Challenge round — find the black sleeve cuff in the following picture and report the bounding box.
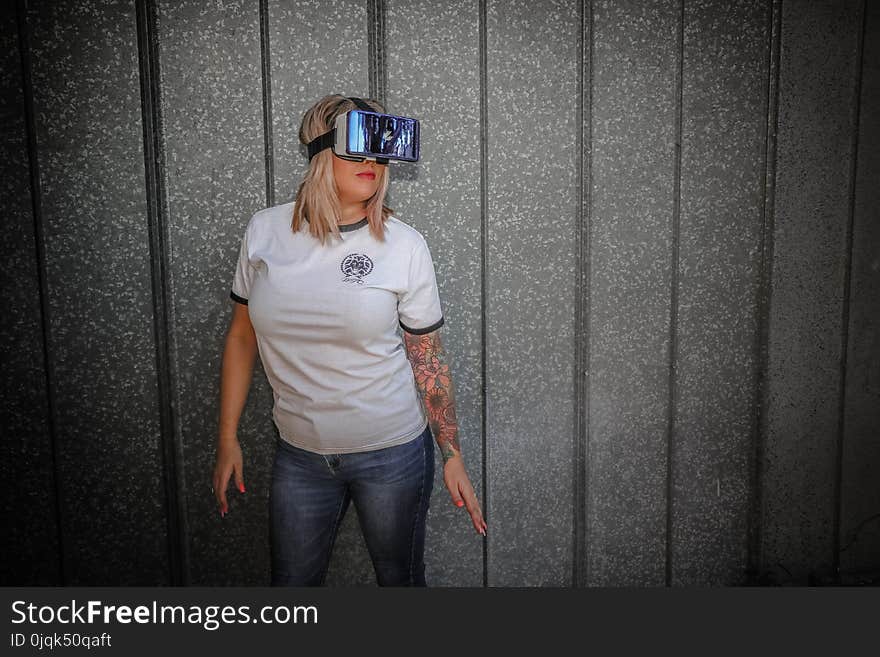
[399,316,444,335]
[230,290,248,305]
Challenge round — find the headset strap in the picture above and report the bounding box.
[346,96,375,111]
[307,129,335,160]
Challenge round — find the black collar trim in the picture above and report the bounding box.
[304,216,368,232]
[338,217,368,232]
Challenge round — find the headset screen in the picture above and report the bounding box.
[347,110,419,162]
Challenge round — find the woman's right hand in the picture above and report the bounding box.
[213,438,245,517]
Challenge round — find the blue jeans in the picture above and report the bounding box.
[269,423,434,586]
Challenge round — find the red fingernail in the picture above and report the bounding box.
[456,500,464,507]
[239,483,245,493]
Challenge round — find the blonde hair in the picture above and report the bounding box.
[292,94,393,244]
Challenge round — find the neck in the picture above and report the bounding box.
[339,201,368,225]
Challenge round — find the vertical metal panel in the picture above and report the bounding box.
[367,0,386,103]
[574,0,591,589]
[840,1,879,581]
[0,3,60,585]
[749,0,782,588]
[671,0,769,585]
[267,0,373,586]
[384,0,484,587]
[157,0,268,585]
[486,0,579,586]
[26,0,168,584]
[270,0,370,205]
[764,0,862,583]
[588,0,678,586]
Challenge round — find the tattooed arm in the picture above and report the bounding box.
[403,329,487,535]
[402,329,462,463]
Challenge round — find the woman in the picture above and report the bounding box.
[212,94,486,586]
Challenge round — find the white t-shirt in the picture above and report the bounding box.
[230,201,445,454]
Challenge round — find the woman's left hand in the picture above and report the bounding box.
[443,457,487,536]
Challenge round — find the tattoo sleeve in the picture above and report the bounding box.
[402,330,462,463]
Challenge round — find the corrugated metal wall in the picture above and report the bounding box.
[2,0,877,587]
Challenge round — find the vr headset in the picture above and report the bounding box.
[307,96,420,165]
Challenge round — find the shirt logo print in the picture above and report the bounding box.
[340,253,374,285]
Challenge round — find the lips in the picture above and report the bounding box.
[356,172,375,180]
